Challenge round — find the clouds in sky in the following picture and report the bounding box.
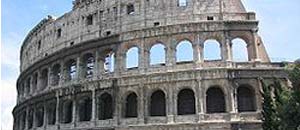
[1,0,300,130]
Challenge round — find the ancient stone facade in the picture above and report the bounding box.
[13,0,289,130]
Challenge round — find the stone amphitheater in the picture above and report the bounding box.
[13,0,290,130]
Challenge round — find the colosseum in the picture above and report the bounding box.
[13,0,290,130]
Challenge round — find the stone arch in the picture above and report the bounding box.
[82,53,95,78]
[237,84,256,112]
[65,59,77,81]
[232,38,249,62]
[126,46,139,69]
[35,106,44,127]
[150,90,166,116]
[98,92,113,120]
[40,68,48,90]
[176,40,193,63]
[78,96,92,121]
[28,109,34,129]
[60,100,73,123]
[51,64,61,86]
[150,43,166,65]
[206,86,226,113]
[46,101,56,125]
[125,92,138,118]
[32,73,38,93]
[203,39,222,61]
[177,88,195,115]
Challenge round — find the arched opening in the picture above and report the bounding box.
[104,51,115,73]
[78,97,92,121]
[237,85,256,112]
[232,38,249,62]
[61,100,73,123]
[176,40,193,63]
[35,106,44,127]
[28,109,33,129]
[178,0,187,6]
[125,92,138,118]
[40,69,48,90]
[150,90,166,116]
[83,53,95,79]
[126,47,139,69]
[20,112,26,130]
[47,102,56,125]
[26,78,31,95]
[150,44,166,65]
[66,59,77,81]
[177,89,195,115]
[98,93,113,120]
[32,73,38,92]
[206,87,226,113]
[204,39,221,61]
[51,64,61,86]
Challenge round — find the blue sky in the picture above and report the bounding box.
[1,0,300,130]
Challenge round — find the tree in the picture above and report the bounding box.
[261,80,277,130]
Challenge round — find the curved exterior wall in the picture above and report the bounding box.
[14,0,288,130]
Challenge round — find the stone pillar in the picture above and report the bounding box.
[32,108,36,128]
[72,98,76,124]
[47,67,51,89]
[55,92,60,125]
[194,35,201,64]
[76,56,81,81]
[197,80,204,115]
[167,85,175,123]
[167,38,176,67]
[225,37,232,62]
[139,43,146,73]
[59,62,64,86]
[25,108,29,130]
[91,89,96,121]
[220,36,228,62]
[43,104,47,128]
[94,50,100,79]
[138,84,145,124]
[252,30,261,61]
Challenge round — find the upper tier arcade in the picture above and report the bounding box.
[20,0,257,72]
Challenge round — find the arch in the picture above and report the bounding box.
[178,0,187,6]
[61,100,73,123]
[28,109,33,129]
[104,51,115,73]
[176,40,193,63]
[51,64,61,86]
[65,59,77,81]
[237,85,256,112]
[78,97,92,121]
[98,93,113,120]
[40,69,48,90]
[32,73,38,92]
[150,43,166,65]
[177,89,195,115]
[26,78,31,94]
[47,102,56,125]
[206,87,226,113]
[150,90,166,116]
[83,53,95,78]
[35,106,44,127]
[232,38,249,62]
[125,92,138,118]
[203,39,221,61]
[126,47,139,69]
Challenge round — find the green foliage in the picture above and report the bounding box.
[286,64,300,90]
[261,79,300,130]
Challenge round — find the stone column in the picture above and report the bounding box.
[25,108,29,130]
[194,35,201,64]
[225,37,233,62]
[139,43,146,73]
[252,30,261,61]
[59,62,64,86]
[91,89,96,121]
[47,67,51,89]
[197,79,204,122]
[167,84,175,123]
[167,38,176,67]
[76,56,82,81]
[72,98,76,124]
[55,92,60,125]
[43,104,47,128]
[94,50,100,80]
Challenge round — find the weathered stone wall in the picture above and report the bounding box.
[13,0,285,130]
